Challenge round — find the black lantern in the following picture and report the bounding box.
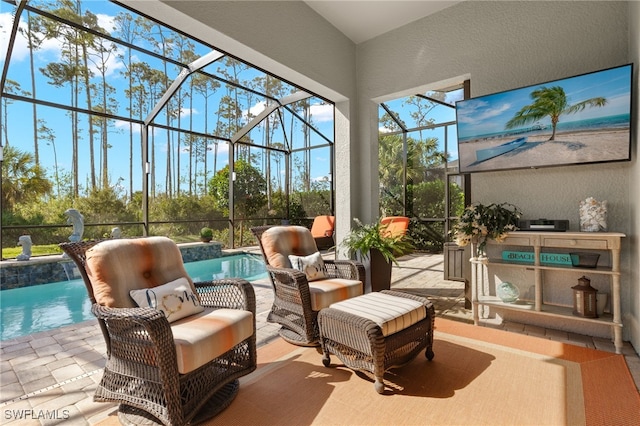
[572,276,598,318]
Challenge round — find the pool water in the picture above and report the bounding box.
[0,254,266,341]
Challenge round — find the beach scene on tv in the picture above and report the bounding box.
[456,65,632,173]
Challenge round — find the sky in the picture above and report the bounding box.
[456,64,632,140]
[0,0,336,196]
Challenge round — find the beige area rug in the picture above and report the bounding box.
[99,319,640,426]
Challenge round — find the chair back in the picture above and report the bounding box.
[60,237,195,354]
[380,216,410,238]
[310,215,335,238]
[83,237,195,308]
[251,225,319,268]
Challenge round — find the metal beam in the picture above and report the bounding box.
[144,50,226,126]
[230,90,312,144]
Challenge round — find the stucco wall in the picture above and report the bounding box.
[628,0,640,354]
[357,1,636,343]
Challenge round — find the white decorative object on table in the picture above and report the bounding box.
[579,197,607,232]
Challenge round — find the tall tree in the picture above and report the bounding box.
[403,95,437,141]
[114,11,143,200]
[37,120,61,197]
[506,86,607,141]
[145,23,174,197]
[192,71,221,194]
[38,0,90,196]
[18,11,43,164]
[83,10,117,189]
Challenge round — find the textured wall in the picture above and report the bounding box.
[148,0,357,101]
[357,1,629,229]
[356,1,635,341]
[628,0,640,352]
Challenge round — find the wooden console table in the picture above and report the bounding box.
[470,231,625,353]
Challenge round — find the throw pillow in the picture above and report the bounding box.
[130,277,204,322]
[288,252,326,281]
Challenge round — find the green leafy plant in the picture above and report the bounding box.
[452,202,522,255]
[200,227,214,241]
[341,218,414,265]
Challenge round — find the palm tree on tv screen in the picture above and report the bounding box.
[505,86,607,141]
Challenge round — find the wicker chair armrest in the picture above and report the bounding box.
[266,266,308,286]
[194,278,256,314]
[266,266,313,307]
[91,303,168,323]
[91,304,180,377]
[324,259,366,282]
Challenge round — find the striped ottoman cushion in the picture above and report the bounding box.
[329,292,426,336]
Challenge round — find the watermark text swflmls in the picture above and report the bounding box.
[4,409,70,420]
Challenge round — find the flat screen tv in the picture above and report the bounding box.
[455,63,633,173]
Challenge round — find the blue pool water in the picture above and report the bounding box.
[0,254,266,341]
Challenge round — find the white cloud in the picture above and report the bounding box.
[310,103,333,122]
[0,12,62,63]
[180,107,198,118]
[1,13,27,62]
[242,101,267,121]
[208,141,229,156]
[240,100,334,124]
[96,13,114,34]
[1,12,125,80]
[114,120,142,133]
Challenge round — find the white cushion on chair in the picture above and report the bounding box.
[329,292,426,336]
[289,252,327,281]
[130,277,204,323]
[170,307,254,374]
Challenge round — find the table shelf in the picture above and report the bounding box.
[471,231,625,353]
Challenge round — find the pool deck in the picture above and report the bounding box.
[1,252,639,425]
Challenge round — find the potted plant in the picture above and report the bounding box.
[341,218,414,292]
[200,227,213,243]
[452,202,522,256]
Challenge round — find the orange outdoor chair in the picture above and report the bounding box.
[310,215,335,250]
[380,216,410,238]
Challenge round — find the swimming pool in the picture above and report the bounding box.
[0,253,266,341]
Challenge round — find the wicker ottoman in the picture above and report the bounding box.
[318,290,435,393]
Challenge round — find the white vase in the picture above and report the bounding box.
[596,292,609,316]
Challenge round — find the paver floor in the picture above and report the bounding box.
[1,252,638,425]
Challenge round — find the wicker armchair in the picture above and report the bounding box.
[251,225,365,346]
[60,237,257,426]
